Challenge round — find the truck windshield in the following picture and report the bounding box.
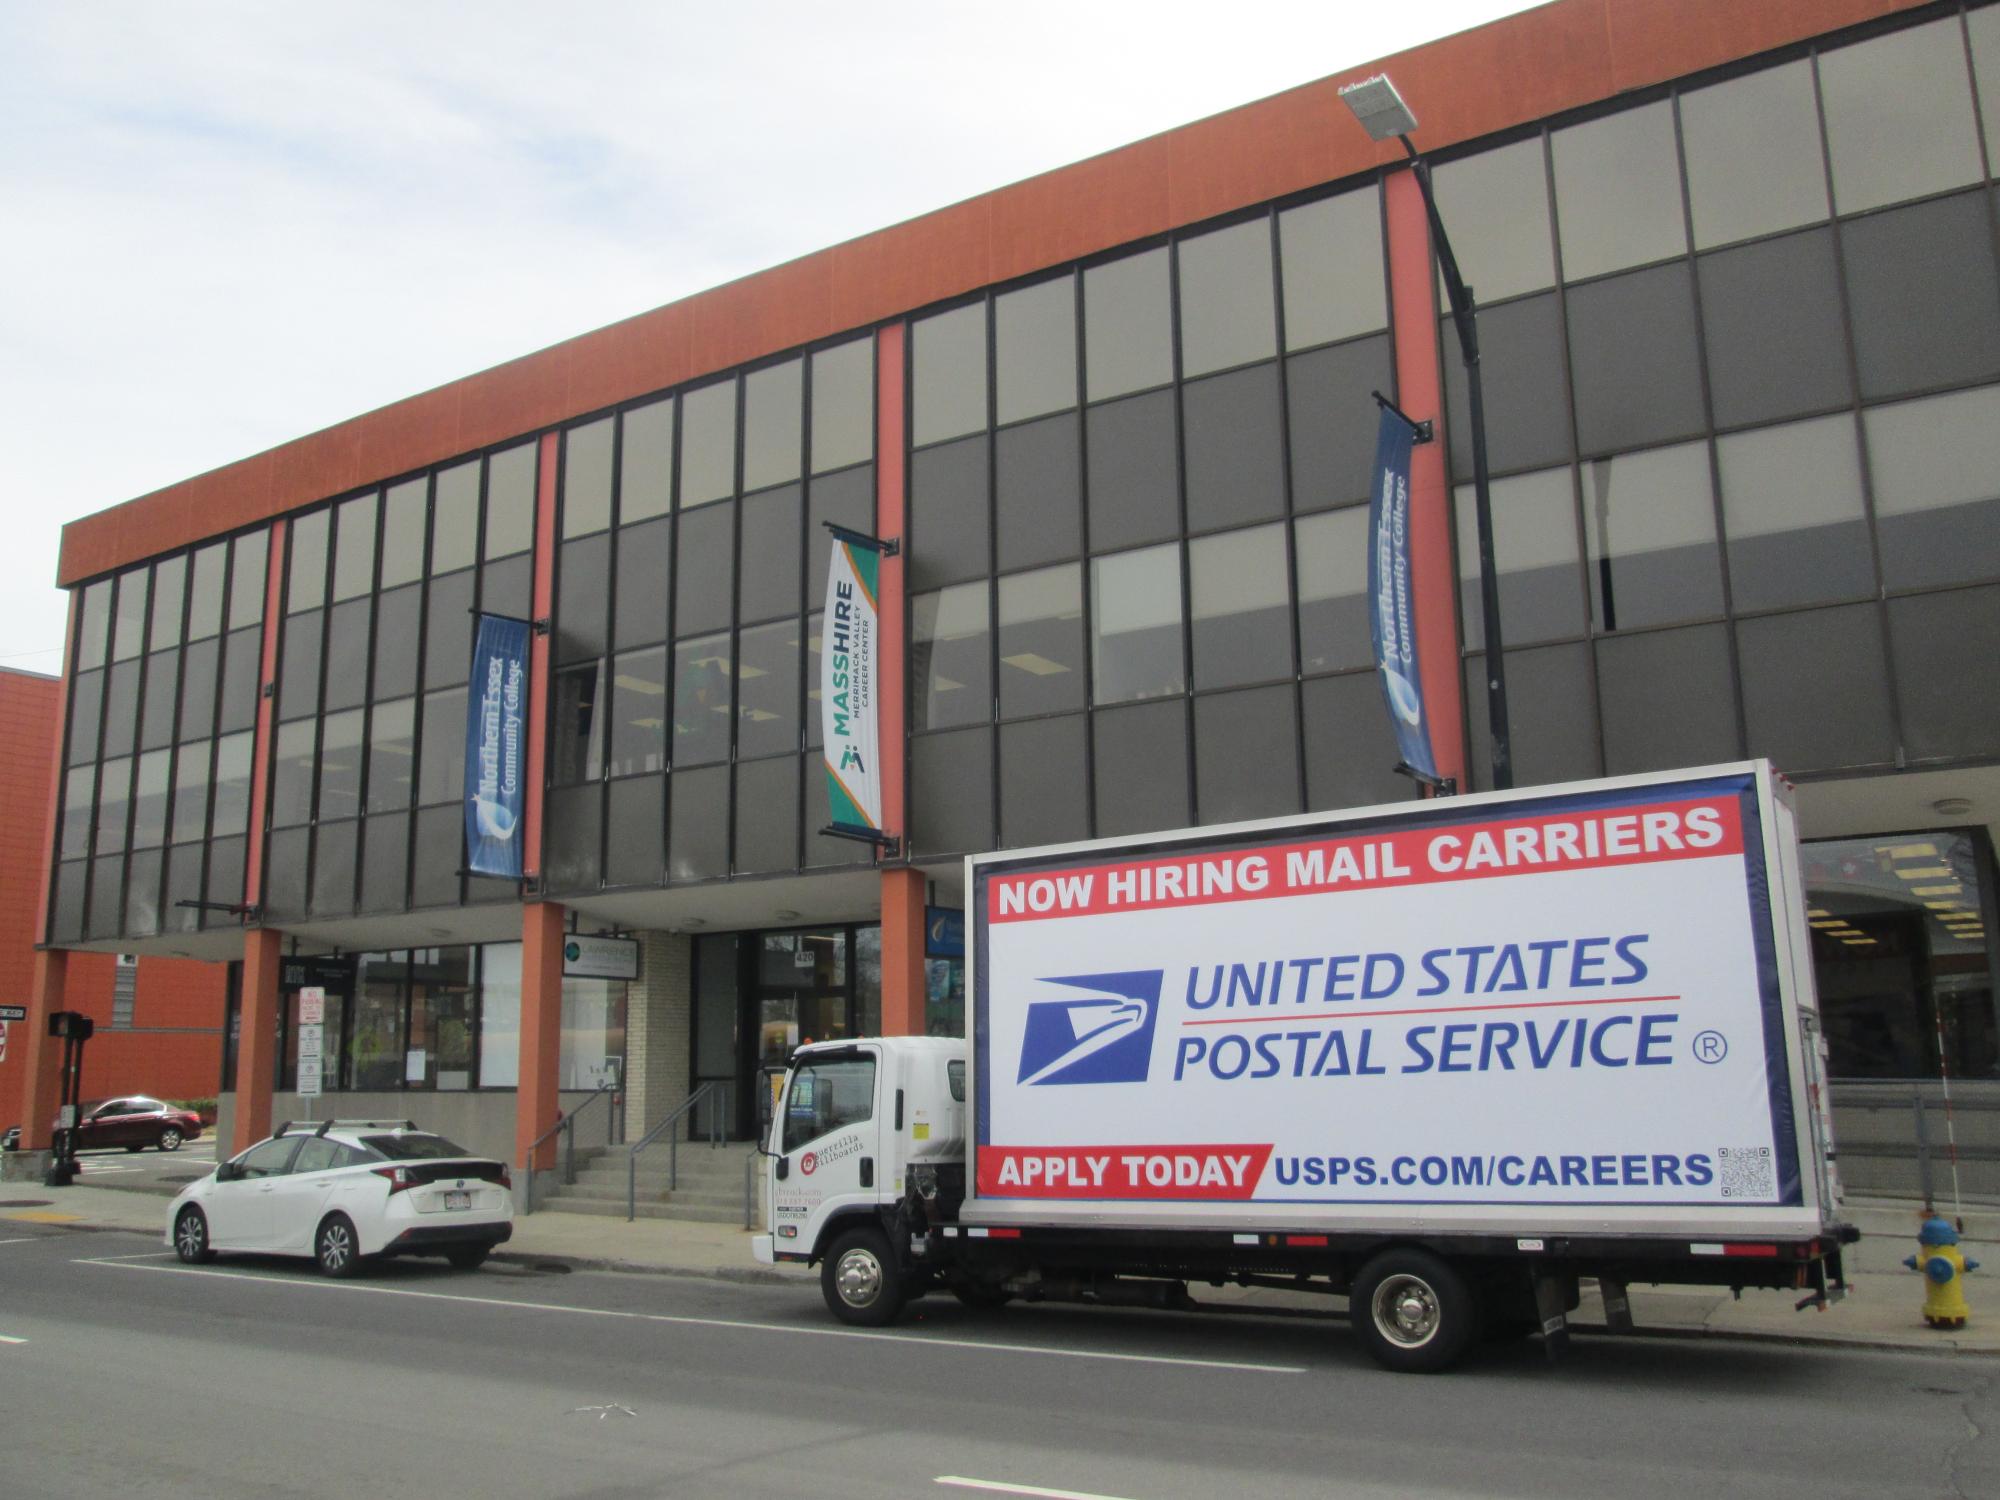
[783,1056,875,1154]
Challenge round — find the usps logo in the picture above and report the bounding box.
[1016,971,1162,1086]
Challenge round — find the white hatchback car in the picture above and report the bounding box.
[167,1119,513,1277]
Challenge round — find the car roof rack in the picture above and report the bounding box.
[328,1119,419,1130]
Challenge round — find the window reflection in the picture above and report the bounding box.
[1806,832,1996,1080]
[912,582,990,731]
[1091,544,1184,704]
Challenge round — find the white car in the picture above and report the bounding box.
[166,1119,513,1277]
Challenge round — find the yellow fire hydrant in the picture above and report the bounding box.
[1903,1216,1979,1328]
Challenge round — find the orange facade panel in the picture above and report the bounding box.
[56,0,1929,587]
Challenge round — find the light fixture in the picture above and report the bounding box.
[1337,74,1420,141]
[1339,71,1512,791]
[1933,797,1974,818]
[775,909,800,921]
[682,917,706,929]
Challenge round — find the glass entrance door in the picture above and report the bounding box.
[755,930,851,1065]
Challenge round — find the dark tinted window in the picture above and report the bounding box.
[1566,263,1705,455]
[1698,228,1851,428]
[359,1133,473,1161]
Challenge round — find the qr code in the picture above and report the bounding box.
[1718,1146,1775,1199]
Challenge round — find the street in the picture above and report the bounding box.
[0,1225,1994,1499]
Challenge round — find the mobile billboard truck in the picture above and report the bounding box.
[754,762,1853,1371]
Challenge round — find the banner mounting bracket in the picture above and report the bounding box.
[1371,390,1433,444]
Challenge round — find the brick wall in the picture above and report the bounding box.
[0,671,226,1134]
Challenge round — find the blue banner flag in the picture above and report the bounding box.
[465,614,530,879]
[1367,407,1436,781]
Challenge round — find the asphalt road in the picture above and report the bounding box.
[1,1225,1994,1500]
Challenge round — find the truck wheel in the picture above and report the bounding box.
[821,1227,904,1327]
[1351,1248,1477,1373]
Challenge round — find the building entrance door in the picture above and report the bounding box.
[753,928,852,1073]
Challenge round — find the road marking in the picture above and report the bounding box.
[0,1334,27,1345]
[73,1258,1306,1374]
[3,1211,81,1224]
[938,1480,1136,1500]
[0,1237,38,1246]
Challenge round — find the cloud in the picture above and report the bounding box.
[0,0,1531,676]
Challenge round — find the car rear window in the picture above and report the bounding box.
[359,1133,471,1160]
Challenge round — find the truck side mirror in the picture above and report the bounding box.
[775,1156,789,1181]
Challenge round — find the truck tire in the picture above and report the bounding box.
[822,1227,905,1327]
[1351,1248,1477,1373]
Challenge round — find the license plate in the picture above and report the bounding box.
[444,1190,470,1210]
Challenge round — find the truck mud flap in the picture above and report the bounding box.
[1598,1276,1635,1334]
[1534,1272,1572,1362]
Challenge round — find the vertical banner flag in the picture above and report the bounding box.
[465,613,530,878]
[821,532,884,837]
[1367,407,1436,781]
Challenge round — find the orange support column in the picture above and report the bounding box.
[874,324,925,1036]
[879,868,926,1037]
[233,928,284,1152]
[516,901,566,1170]
[1383,167,1468,793]
[16,949,70,1153]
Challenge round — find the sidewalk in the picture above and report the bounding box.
[7,1180,1997,1356]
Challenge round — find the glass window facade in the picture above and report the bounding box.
[46,5,2000,957]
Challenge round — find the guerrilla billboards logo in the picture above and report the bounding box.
[473,650,525,839]
[1016,971,1162,1086]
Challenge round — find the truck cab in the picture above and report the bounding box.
[752,1036,965,1296]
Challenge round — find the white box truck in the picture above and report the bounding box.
[754,762,1853,1370]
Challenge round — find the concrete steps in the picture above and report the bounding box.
[534,1141,761,1226]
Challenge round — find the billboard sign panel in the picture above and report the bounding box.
[465,613,530,879]
[820,534,883,837]
[1366,406,1435,781]
[974,772,1800,1212]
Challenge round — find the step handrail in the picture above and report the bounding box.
[519,1079,621,1215]
[628,1081,724,1222]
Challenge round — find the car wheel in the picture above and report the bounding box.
[315,1213,364,1278]
[446,1246,490,1271]
[820,1226,905,1327]
[174,1206,216,1265]
[1350,1247,1478,1374]
[158,1127,184,1152]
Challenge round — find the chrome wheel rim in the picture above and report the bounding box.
[834,1248,884,1308]
[160,1129,182,1151]
[1371,1273,1441,1348]
[176,1212,205,1259]
[320,1223,352,1271]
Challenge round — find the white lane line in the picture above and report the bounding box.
[0,1238,39,1247]
[937,1480,1136,1500]
[73,1258,1305,1375]
[0,1334,27,1345]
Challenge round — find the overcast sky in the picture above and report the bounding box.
[0,1,1539,677]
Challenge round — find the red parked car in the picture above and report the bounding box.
[64,1097,202,1153]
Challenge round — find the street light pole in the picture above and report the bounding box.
[1340,76,1513,791]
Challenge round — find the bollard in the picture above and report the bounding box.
[1902,1216,1979,1329]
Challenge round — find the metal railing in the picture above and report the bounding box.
[628,1081,723,1222]
[518,1080,621,1215]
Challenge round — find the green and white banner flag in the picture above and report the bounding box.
[821,533,884,836]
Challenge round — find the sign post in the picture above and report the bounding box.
[296,987,324,1116]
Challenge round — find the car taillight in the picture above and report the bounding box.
[372,1166,415,1195]
[498,1166,511,1191]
